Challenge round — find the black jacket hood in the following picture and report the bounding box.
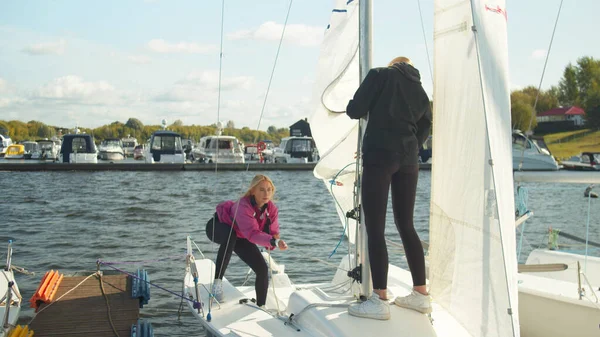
[345,62,432,165]
[390,62,422,83]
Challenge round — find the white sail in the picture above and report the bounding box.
[430,1,519,336]
[309,0,360,244]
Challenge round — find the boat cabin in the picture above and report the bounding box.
[193,135,245,164]
[273,136,318,163]
[146,130,185,163]
[59,134,98,163]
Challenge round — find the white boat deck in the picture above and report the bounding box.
[184,258,471,337]
[518,249,600,337]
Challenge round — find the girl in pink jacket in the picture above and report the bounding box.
[206,174,288,307]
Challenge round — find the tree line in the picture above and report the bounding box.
[2,56,598,143]
[511,56,600,131]
[0,118,292,145]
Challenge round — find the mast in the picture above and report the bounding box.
[357,0,373,298]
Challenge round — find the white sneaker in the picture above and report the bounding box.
[348,291,390,320]
[394,290,432,314]
[211,279,224,302]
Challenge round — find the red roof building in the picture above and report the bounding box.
[537,106,585,125]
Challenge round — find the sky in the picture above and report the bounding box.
[0,0,598,131]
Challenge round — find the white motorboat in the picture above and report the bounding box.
[21,141,39,160]
[272,136,318,164]
[59,133,98,163]
[36,138,61,161]
[192,123,245,164]
[121,136,139,158]
[513,130,559,171]
[145,130,185,163]
[97,138,125,161]
[0,134,12,158]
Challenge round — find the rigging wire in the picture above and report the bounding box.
[252,0,295,139]
[208,0,227,321]
[201,0,296,320]
[328,162,356,258]
[217,0,295,282]
[416,0,434,86]
[518,0,564,170]
[242,0,296,173]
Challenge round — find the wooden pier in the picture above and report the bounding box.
[29,272,140,337]
[0,162,432,171]
[0,162,317,171]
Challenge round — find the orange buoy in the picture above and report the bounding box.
[29,270,64,311]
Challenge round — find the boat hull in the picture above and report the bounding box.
[183,238,472,337]
[98,151,125,161]
[518,250,600,337]
[519,274,600,337]
[0,269,21,337]
[512,154,559,171]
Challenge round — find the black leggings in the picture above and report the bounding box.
[362,162,425,289]
[205,216,269,306]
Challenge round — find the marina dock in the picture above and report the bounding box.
[0,162,432,171]
[29,272,140,337]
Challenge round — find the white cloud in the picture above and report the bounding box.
[22,39,67,55]
[227,21,324,47]
[127,55,152,64]
[147,39,218,54]
[0,78,24,108]
[176,71,254,91]
[0,74,308,130]
[154,71,254,102]
[33,76,117,104]
[531,49,547,59]
[153,85,215,103]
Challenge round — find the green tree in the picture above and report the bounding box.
[575,56,600,108]
[226,120,235,129]
[558,64,580,107]
[267,125,277,134]
[0,122,9,136]
[125,118,144,131]
[556,57,600,110]
[37,124,55,138]
[584,88,600,128]
[511,91,536,131]
[520,86,559,114]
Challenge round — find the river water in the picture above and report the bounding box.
[0,169,598,336]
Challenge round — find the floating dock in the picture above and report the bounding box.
[0,162,315,171]
[29,272,140,337]
[0,162,431,171]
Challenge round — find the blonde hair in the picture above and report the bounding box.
[243,174,276,198]
[388,56,413,67]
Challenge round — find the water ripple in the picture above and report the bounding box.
[0,170,597,335]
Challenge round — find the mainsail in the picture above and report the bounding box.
[430,1,519,336]
[309,0,360,244]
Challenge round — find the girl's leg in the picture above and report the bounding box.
[361,161,396,296]
[390,165,426,291]
[234,239,269,306]
[206,216,238,279]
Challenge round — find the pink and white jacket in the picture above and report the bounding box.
[216,196,280,248]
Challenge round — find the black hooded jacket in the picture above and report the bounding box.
[346,62,432,165]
